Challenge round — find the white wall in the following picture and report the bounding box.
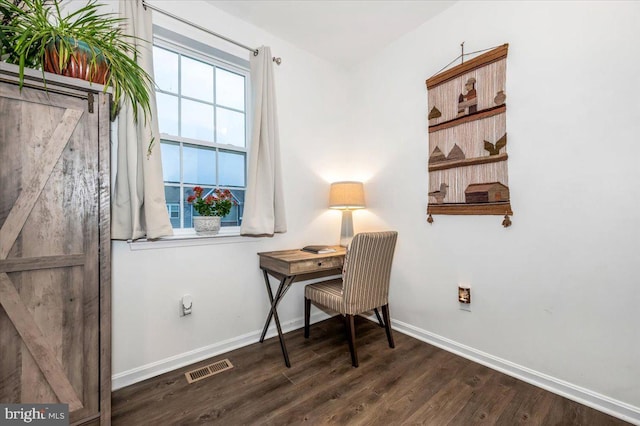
[111,0,640,420]
[348,0,640,415]
[111,1,351,383]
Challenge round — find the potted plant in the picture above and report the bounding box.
[0,0,152,121]
[187,186,237,235]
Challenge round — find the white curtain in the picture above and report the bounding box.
[240,46,287,236]
[112,0,173,240]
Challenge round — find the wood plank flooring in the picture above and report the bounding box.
[112,316,629,425]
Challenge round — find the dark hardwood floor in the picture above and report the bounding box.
[112,316,628,425]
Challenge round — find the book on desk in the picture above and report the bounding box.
[301,245,336,254]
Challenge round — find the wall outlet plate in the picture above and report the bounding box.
[458,286,471,304]
[180,294,193,316]
[458,286,471,312]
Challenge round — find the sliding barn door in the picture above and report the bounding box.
[0,79,103,423]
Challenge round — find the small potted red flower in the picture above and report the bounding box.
[187,186,237,235]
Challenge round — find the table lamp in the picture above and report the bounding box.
[329,181,366,247]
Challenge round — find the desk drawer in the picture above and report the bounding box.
[290,256,343,274]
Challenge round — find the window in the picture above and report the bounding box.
[167,203,180,227]
[153,38,248,232]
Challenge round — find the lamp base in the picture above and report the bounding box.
[339,210,354,247]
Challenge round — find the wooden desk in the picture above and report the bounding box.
[258,246,346,367]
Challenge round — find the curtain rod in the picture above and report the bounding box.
[142,1,282,65]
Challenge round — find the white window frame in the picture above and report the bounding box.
[153,33,251,238]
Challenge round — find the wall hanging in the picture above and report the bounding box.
[425,43,512,227]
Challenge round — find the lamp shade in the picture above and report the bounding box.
[329,181,366,210]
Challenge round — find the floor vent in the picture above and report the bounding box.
[185,359,234,384]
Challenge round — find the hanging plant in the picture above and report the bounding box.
[0,0,152,121]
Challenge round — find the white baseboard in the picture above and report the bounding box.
[113,313,640,425]
[391,319,640,425]
[111,311,331,391]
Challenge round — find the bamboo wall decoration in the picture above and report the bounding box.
[425,43,513,226]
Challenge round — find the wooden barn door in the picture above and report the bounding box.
[0,81,101,423]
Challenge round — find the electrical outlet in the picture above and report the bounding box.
[180,294,193,316]
[458,286,471,303]
[458,286,471,312]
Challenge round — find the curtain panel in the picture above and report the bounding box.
[240,46,287,236]
[112,0,173,240]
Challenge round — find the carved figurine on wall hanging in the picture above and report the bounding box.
[425,43,513,227]
[457,77,478,116]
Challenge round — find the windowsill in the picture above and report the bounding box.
[127,227,254,250]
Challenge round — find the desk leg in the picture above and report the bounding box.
[259,270,294,368]
[259,270,283,342]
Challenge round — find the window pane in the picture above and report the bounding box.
[154,42,248,230]
[164,186,181,228]
[221,189,244,227]
[160,141,180,183]
[153,46,178,93]
[181,56,213,102]
[183,144,216,185]
[219,150,245,187]
[183,188,195,228]
[156,93,179,136]
[216,68,245,110]
[216,107,245,147]
[182,99,214,142]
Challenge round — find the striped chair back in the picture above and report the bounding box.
[342,231,398,315]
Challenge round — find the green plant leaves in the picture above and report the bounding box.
[1,0,152,122]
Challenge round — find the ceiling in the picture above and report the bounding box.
[206,1,456,67]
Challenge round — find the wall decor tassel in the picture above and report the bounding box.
[427,213,434,224]
[502,213,512,228]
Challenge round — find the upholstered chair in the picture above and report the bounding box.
[304,231,398,367]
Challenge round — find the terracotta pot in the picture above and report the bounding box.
[193,216,221,236]
[44,38,109,85]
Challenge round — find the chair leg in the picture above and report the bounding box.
[381,304,395,349]
[304,297,311,338]
[344,314,358,367]
[373,308,384,327]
